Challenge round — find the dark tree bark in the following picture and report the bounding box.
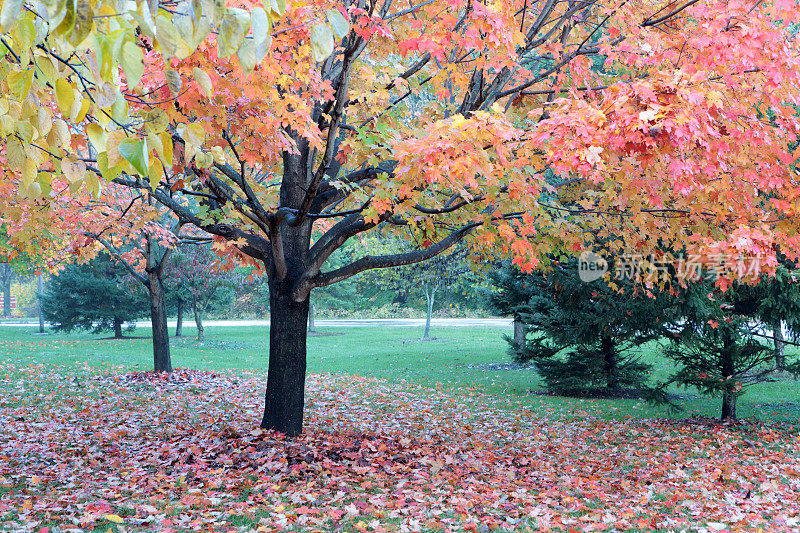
[307,301,316,333]
[192,296,205,342]
[261,279,310,436]
[147,270,172,373]
[721,331,736,421]
[37,274,44,333]
[601,334,619,392]
[773,320,786,370]
[513,315,525,346]
[1,264,13,316]
[113,316,124,339]
[175,298,184,337]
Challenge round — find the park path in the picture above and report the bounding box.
[0,318,512,328]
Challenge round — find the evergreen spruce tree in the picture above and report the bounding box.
[738,260,800,370]
[664,277,788,421]
[41,254,148,337]
[484,260,535,346]
[510,258,671,397]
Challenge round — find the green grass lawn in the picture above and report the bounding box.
[3,323,800,532]
[2,322,798,423]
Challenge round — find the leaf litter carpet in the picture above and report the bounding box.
[1,366,799,532]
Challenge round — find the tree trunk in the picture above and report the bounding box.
[513,314,525,346]
[192,297,204,342]
[1,265,12,316]
[307,301,316,333]
[773,320,786,370]
[175,298,184,337]
[601,334,620,393]
[422,284,435,340]
[113,316,124,339]
[261,280,310,436]
[37,274,44,333]
[721,330,736,421]
[147,271,172,373]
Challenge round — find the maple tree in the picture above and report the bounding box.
[2,0,800,434]
[166,243,246,340]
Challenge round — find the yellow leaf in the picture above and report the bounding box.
[120,41,144,88]
[309,24,333,62]
[23,180,42,198]
[0,0,23,32]
[37,172,51,196]
[159,131,173,167]
[326,9,349,39]
[217,8,249,58]
[104,514,124,524]
[143,108,169,134]
[85,172,101,199]
[155,13,178,58]
[6,135,25,169]
[95,82,118,109]
[21,158,37,185]
[106,130,127,166]
[193,67,213,98]
[86,123,107,151]
[74,98,91,123]
[68,177,83,194]
[7,69,34,99]
[67,0,93,47]
[211,145,226,164]
[148,155,162,189]
[37,108,52,137]
[165,68,182,97]
[53,118,71,147]
[195,151,212,168]
[35,55,58,86]
[62,157,87,182]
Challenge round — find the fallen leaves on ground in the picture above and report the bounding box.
[1,365,799,532]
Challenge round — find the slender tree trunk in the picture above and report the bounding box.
[422,284,435,340]
[175,298,184,337]
[721,331,736,421]
[513,314,525,346]
[37,275,44,333]
[113,316,124,339]
[601,334,620,393]
[308,301,316,333]
[192,297,204,342]
[773,320,786,370]
[147,272,172,373]
[1,265,12,316]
